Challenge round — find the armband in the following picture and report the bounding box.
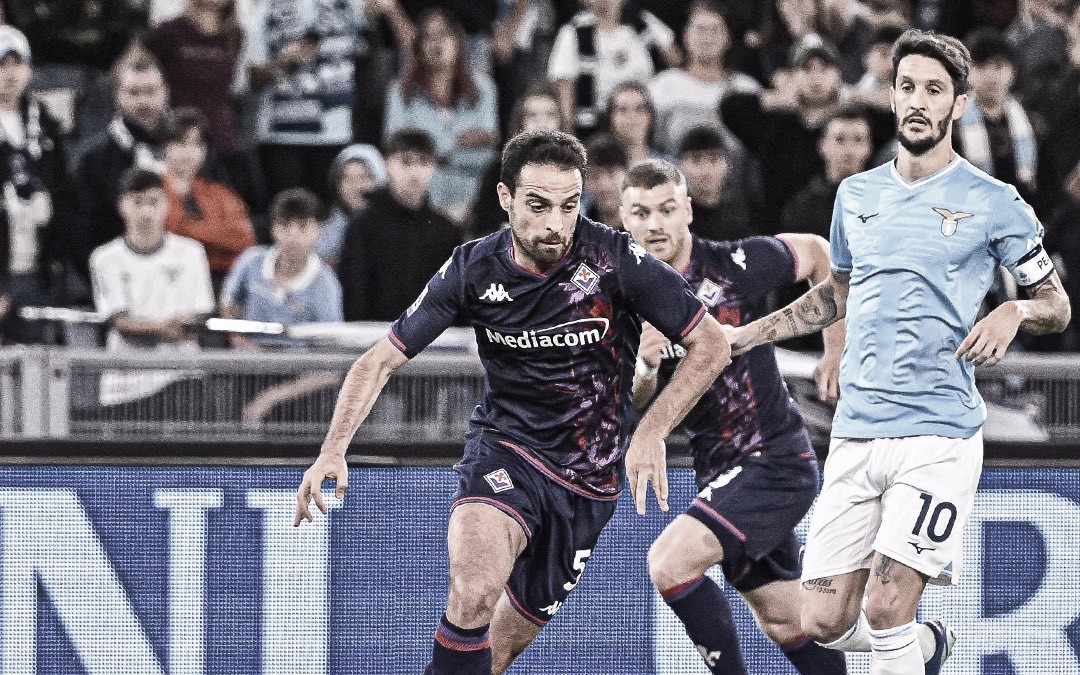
[635,358,659,380]
[1011,243,1054,288]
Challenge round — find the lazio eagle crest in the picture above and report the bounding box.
[933,207,974,236]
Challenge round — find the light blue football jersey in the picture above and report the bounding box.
[829,156,1046,439]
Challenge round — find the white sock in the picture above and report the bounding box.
[915,623,935,662]
[869,622,923,675]
[819,613,871,652]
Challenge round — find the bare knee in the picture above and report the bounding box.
[863,556,925,629]
[647,537,710,592]
[755,606,803,646]
[800,604,852,644]
[799,579,863,644]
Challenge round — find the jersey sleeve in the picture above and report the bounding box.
[829,187,852,273]
[617,236,707,342]
[387,252,464,358]
[989,187,1054,288]
[220,247,257,307]
[730,236,797,301]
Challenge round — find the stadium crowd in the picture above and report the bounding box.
[0,0,1078,360]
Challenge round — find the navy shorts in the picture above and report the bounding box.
[686,450,819,592]
[451,429,619,626]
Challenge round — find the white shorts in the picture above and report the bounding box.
[801,431,983,586]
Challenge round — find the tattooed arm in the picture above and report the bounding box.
[725,269,849,356]
[956,272,1071,366]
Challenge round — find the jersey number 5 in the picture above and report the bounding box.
[563,549,592,592]
[911,492,957,543]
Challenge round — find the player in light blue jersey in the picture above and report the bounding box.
[725,29,1071,675]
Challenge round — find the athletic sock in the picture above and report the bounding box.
[868,622,923,675]
[782,634,849,674]
[427,614,492,675]
[660,575,747,675]
[819,613,871,652]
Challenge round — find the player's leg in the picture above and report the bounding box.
[860,433,983,675]
[490,592,541,675]
[648,514,747,674]
[427,502,528,675]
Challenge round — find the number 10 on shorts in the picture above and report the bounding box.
[912,492,957,543]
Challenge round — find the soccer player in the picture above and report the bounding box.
[724,30,1071,675]
[294,130,730,674]
[621,159,847,675]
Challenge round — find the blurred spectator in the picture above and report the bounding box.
[468,80,563,238]
[675,125,764,242]
[1006,0,1072,88]
[582,132,628,228]
[720,33,841,233]
[491,0,559,136]
[954,27,1038,200]
[399,0,502,72]
[219,187,343,425]
[245,0,414,200]
[0,26,77,344]
[160,107,255,292]
[849,22,907,114]
[603,80,667,165]
[316,144,387,269]
[782,106,873,241]
[73,51,169,275]
[90,168,215,410]
[384,6,499,223]
[338,128,460,321]
[647,0,761,156]
[220,188,342,349]
[547,0,678,138]
[141,0,253,198]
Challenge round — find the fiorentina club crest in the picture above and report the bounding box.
[696,279,724,307]
[572,263,599,294]
[484,469,514,493]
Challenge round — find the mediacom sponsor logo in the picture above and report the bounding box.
[484,318,609,349]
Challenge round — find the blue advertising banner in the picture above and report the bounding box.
[1,466,1078,674]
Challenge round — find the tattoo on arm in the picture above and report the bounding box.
[1018,275,1071,335]
[782,307,798,334]
[794,283,839,327]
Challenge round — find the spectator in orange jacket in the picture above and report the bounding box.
[161,106,255,290]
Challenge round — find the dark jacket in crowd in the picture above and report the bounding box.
[338,187,461,322]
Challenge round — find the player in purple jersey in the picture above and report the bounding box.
[620,159,848,675]
[294,131,730,675]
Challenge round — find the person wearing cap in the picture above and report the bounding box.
[720,33,847,233]
[316,144,387,269]
[336,128,461,321]
[675,125,764,242]
[0,25,77,344]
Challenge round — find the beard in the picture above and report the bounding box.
[897,109,953,156]
[508,212,574,272]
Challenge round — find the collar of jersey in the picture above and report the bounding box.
[261,247,322,293]
[889,154,964,191]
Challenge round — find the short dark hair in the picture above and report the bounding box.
[162,106,210,145]
[964,27,1015,66]
[584,132,628,170]
[270,187,323,225]
[676,125,728,157]
[622,159,686,192]
[820,104,873,134]
[118,167,164,196]
[891,29,971,96]
[499,130,587,194]
[109,48,163,92]
[384,127,436,159]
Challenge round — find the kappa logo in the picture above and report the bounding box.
[730,247,746,270]
[910,542,936,555]
[479,283,513,302]
[572,263,600,294]
[933,207,974,236]
[406,286,428,317]
[697,279,724,307]
[628,241,647,264]
[540,600,564,616]
[696,645,723,667]
[698,465,743,501]
[483,469,514,493]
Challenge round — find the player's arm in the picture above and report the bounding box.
[956,272,1070,366]
[627,314,729,515]
[725,269,850,357]
[294,338,408,526]
[776,233,846,401]
[631,321,669,411]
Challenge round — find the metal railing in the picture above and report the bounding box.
[0,342,1077,444]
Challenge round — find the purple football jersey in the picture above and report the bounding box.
[390,216,707,497]
[653,236,812,486]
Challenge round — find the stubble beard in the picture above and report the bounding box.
[897,111,953,156]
